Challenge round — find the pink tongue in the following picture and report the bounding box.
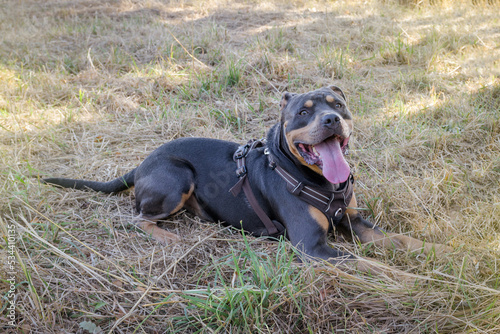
[314,138,350,184]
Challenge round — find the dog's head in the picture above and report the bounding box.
[279,86,352,184]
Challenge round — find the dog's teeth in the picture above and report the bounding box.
[312,146,319,156]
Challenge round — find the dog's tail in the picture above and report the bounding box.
[42,169,136,193]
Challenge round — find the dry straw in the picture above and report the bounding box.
[1,0,499,333]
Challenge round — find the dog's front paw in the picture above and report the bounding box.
[421,242,453,255]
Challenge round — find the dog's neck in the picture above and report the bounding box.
[266,124,340,191]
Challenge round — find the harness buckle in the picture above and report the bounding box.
[234,146,248,160]
[236,166,247,177]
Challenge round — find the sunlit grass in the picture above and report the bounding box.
[0,0,499,332]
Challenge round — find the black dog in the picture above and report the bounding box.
[44,86,450,262]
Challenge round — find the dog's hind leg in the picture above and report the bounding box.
[132,158,197,244]
[134,217,181,245]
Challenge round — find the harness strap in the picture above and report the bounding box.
[268,156,354,226]
[229,139,354,235]
[229,140,281,236]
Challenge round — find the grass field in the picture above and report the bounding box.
[1,0,499,332]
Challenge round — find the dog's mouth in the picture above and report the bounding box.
[296,135,350,184]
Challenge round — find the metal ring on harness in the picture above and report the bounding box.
[229,139,284,237]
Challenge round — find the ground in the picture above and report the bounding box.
[0,0,499,333]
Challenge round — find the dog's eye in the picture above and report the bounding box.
[298,109,308,116]
[335,103,342,109]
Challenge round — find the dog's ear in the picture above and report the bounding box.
[328,85,346,102]
[280,92,296,110]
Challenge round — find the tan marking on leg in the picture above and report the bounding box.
[345,194,358,217]
[358,229,452,256]
[357,229,405,250]
[184,195,211,220]
[136,220,180,244]
[384,234,453,255]
[326,95,334,103]
[340,259,418,285]
[314,257,418,285]
[169,183,195,215]
[304,100,313,108]
[309,206,329,232]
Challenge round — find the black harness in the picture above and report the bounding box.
[229,139,354,236]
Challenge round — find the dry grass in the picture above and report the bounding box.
[1,0,499,332]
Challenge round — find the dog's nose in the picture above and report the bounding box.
[321,113,341,127]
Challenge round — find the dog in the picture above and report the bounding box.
[43,86,451,263]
